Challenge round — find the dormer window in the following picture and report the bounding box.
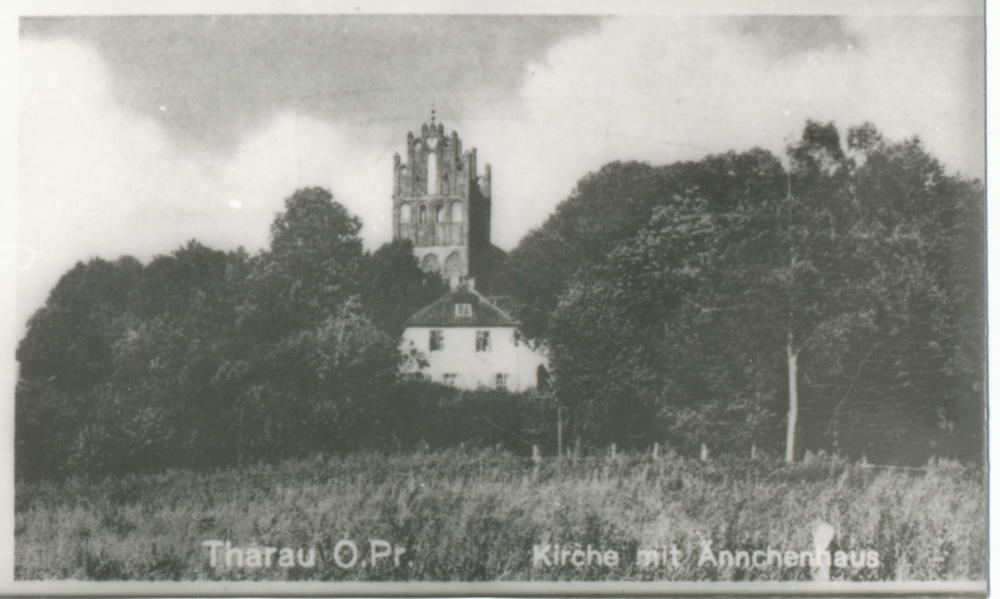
[455,303,472,317]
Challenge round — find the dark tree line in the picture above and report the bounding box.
[16,122,985,479]
[16,188,454,479]
[499,122,984,465]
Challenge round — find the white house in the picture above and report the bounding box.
[400,282,549,392]
[392,115,549,391]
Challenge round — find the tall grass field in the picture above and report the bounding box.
[15,449,985,581]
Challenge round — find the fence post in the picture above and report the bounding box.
[653,442,659,460]
[700,443,709,461]
[557,406,563,458]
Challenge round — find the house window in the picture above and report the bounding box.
[429,330,444,351]
[495,373,509,390]
[455,303,472,317]
[443,374,458,387]
[476,331,491,352]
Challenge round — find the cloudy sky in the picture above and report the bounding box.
[12,4,984,337]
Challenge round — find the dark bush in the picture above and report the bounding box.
[379,380,557,455]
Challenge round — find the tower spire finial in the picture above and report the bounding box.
[430,103,435,126]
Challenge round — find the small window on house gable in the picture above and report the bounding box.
[455,303,472,317]
[495,373,509,390]
[443,374,458,387]
[476,331,491,352]
[429,330,444,351]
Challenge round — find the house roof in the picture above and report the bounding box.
[407,283,521,328]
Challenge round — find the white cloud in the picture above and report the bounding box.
[17,38,391,335]
[16,18,981,333]
[457,17,982,250]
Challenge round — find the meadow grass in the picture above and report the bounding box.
[15,448,985,581]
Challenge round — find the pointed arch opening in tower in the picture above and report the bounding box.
[421,253,441,274]
[418,204,428,224]
[435,203,445,223]
[400,203,411,223]
[444,252,465,280]
[427,150,438,195]
[451,201,463,222]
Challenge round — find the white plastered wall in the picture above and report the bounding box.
[401,326,548,392]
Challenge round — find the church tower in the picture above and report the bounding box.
[393,112,492,287]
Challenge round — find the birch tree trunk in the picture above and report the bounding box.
[785,337,798,463]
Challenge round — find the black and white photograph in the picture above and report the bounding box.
[6,0,988,594]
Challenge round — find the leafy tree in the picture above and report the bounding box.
[801,125,986,462]
[15,241,259,479]
[547,150,788,452]
[238,187,366,340]
[502,161,672,340]
[16,256,142,479]
[719,122,984,463]
[363,239,447,336]
[128,240,229,318]
[661,122,980,462]
[503,152,789,342]
[219,189,404,461]
[17,256,142,392]
[699,122,863,461]
[67,382,176,477]
[541,122,983,464]
[228,297,400,462]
